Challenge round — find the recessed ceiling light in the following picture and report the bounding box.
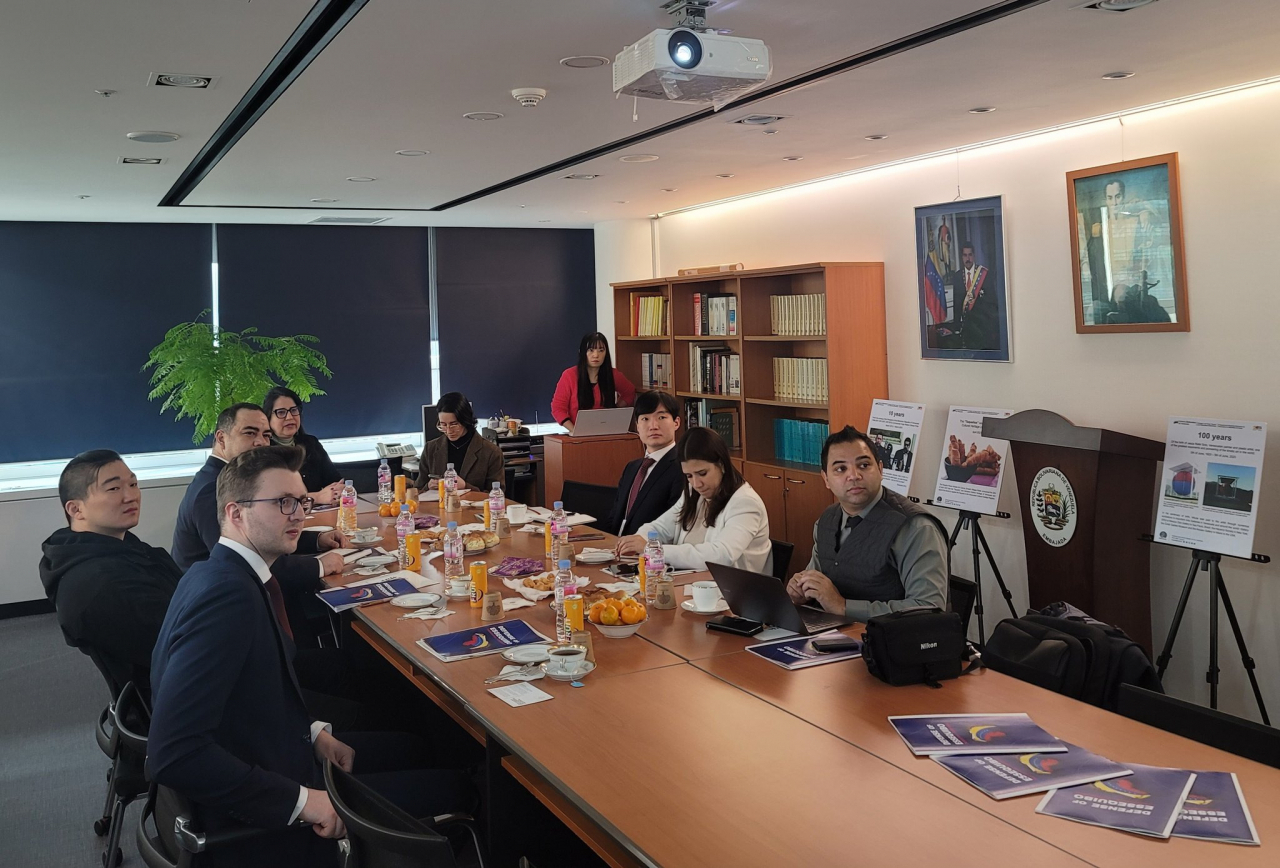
[150,73,216,89]
[118,157,163,165]
[126,131,181,143]
[346,176,376,182]
[564,173,598,180]
[619,154,660,163]
[715,173,735,179]
[1102,71,1137,80]
[782,156,803,162]
[310,198,338,203]
[661,188,678,192]
[734,114,787,126]
[463,111,504,121]
[968,106,997,114]
[559,56,610,68]
[864,134,888,141]
[395,149,429,156]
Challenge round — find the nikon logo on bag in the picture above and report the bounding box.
[920,641,938,650]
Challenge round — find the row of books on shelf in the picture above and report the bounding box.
[773,357,828,403]
[774,419,829,466]
[690,345,741,396]
[771,293,826,336]
[630,293,669,336]
[686,400,740,448]
[638,353,672,390]
[692,293,738,336]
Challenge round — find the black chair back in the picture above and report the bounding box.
[342,456,403,494]
[324,760,459,868]
[559,480,617,529]
[1118,685,1280,769]
[769,540,794,580]
[948,575,977,637]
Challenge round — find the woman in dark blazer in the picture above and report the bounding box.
[263,386,343,504]
[414,391,505,492]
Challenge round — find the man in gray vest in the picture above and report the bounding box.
[787,426,948,620]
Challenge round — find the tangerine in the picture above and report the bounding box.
[378,503,395,518]
[620,606,643,625]
[588,601,606,623]
[407,500,419,514]
[600,607,621,626]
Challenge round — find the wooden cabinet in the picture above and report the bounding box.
[744,463,786,546]
[745,462,833,577]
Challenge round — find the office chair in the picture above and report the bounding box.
[769,540,794,580]
[559,480,617,528]
[136,782,269,868]
[948,575,978,638]
[99,682,150,868]
[325,759,487,868]
[93,703,118,837]
[1117,685,1280,769]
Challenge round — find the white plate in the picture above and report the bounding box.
[353,566,390,577]
[575,551,614,564]
[681,599,729,615]
[500,646,552,664]
[390,593,442,609]
[306,525,333,532]
[542,659,596,682]
[455,522,486,533]
[360,555,397,567]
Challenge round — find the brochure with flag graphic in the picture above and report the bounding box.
[1172,771,1261,845]
[933,742,1131,799]
[744,632,862,670]
[316,578,418,612]
[1036,763,1196,839]
[416,619,552,662]
[889,713,1065,756]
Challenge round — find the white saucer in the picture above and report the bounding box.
[306,525,333,532]
[360,555,397,567]
[681,599,729,615]
[353,566,389,577]
[500,646,551,664]
[390,593,442,609]
[541,659,596,682]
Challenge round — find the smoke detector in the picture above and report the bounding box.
[511,87,547,107]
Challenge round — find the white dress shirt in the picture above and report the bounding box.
[218,536,330,825]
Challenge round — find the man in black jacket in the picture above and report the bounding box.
[604,391,687,537]
[39,450,182,699]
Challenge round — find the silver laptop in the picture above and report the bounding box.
[570,407,634,437]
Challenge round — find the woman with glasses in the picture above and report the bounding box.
[551,332,636,433]
[414,391,505,492]
[262,386,343,505]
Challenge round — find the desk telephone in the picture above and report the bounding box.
[375,442,418,459]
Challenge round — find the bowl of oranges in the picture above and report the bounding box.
[378,499,419,518]
[587,596,647,638]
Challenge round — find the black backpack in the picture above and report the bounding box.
[983,603,1162,711]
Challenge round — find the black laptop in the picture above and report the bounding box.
[707,562,850,635]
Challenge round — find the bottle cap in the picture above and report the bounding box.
[553,501,563,509]
[558,559,571,570]
[400,503,410,512]
[448,521,458,529]
[492,482,500,489]
[346,479,353,486]
[446,463,455,470]
[648,530,659,540]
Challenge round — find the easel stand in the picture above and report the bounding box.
[927,502,1018,646]
[1155,548,1271,725]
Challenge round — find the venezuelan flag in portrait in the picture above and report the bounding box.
[922,222,951,325]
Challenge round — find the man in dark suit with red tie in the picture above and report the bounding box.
[604,391,688,537]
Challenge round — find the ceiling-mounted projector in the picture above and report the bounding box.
[613,27,771,104]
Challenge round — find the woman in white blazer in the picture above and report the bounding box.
[616,427,773,575]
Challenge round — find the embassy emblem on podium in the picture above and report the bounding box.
[1030,467,1077,547]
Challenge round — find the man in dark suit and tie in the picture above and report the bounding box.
[604,391,687,537]
[149,446,470,867]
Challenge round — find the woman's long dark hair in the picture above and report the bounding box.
[436,392,477,431]
[677,427,743,532]
[262,386,308,439]
[576,332,616,411]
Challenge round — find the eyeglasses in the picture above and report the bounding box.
[436,421,465,431]
[272,406,302,419]
[237,495,315,516]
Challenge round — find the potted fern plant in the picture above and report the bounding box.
[145,310,333,443]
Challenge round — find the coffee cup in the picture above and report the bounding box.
[352,529,380,544]
[691,581,721,611]
[545,644,587,677]
[447,578,471,598]
[506,503,528,525]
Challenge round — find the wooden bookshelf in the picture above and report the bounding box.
[612,262,888,575]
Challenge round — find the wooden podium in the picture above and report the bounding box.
[542,433,643,507]
[983,410,1164,651]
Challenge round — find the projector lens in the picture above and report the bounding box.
[668,30,702,69]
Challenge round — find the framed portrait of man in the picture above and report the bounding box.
[915,196,1010,362]
[1067,153,1189,333]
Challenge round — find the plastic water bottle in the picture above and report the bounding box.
[377,459,392,503]
[338,480,358,535]
[395,504,414,567]
[550,500,570,558]
[443,521,465,582]
[554,558,576,644]
[642,531,665,607]
[488,482,505,525]
[443,462,459,496]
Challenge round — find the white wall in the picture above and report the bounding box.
[593,218,657,338]
[596,83,1280,723]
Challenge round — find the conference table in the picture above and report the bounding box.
[311,495,1278,867]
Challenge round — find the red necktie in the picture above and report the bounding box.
[624,457,656,519]
[264,576,294,641]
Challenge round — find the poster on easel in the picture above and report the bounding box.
[1153,417,1266,559]
[867,400,925,496]
[932,406,1012,515]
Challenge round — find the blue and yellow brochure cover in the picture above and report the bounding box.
[1172,771,1260,845]
[744,632,862,670]
[889,713,1065,756]
[416,619,552,661]
[316,578,418,612]
[1036,763,1196,839]
[933,742,1131,799]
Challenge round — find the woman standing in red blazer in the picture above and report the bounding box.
[551,332,636,432]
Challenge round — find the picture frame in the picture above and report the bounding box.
[1067,153,1189,333]
[915,195,1011,362]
